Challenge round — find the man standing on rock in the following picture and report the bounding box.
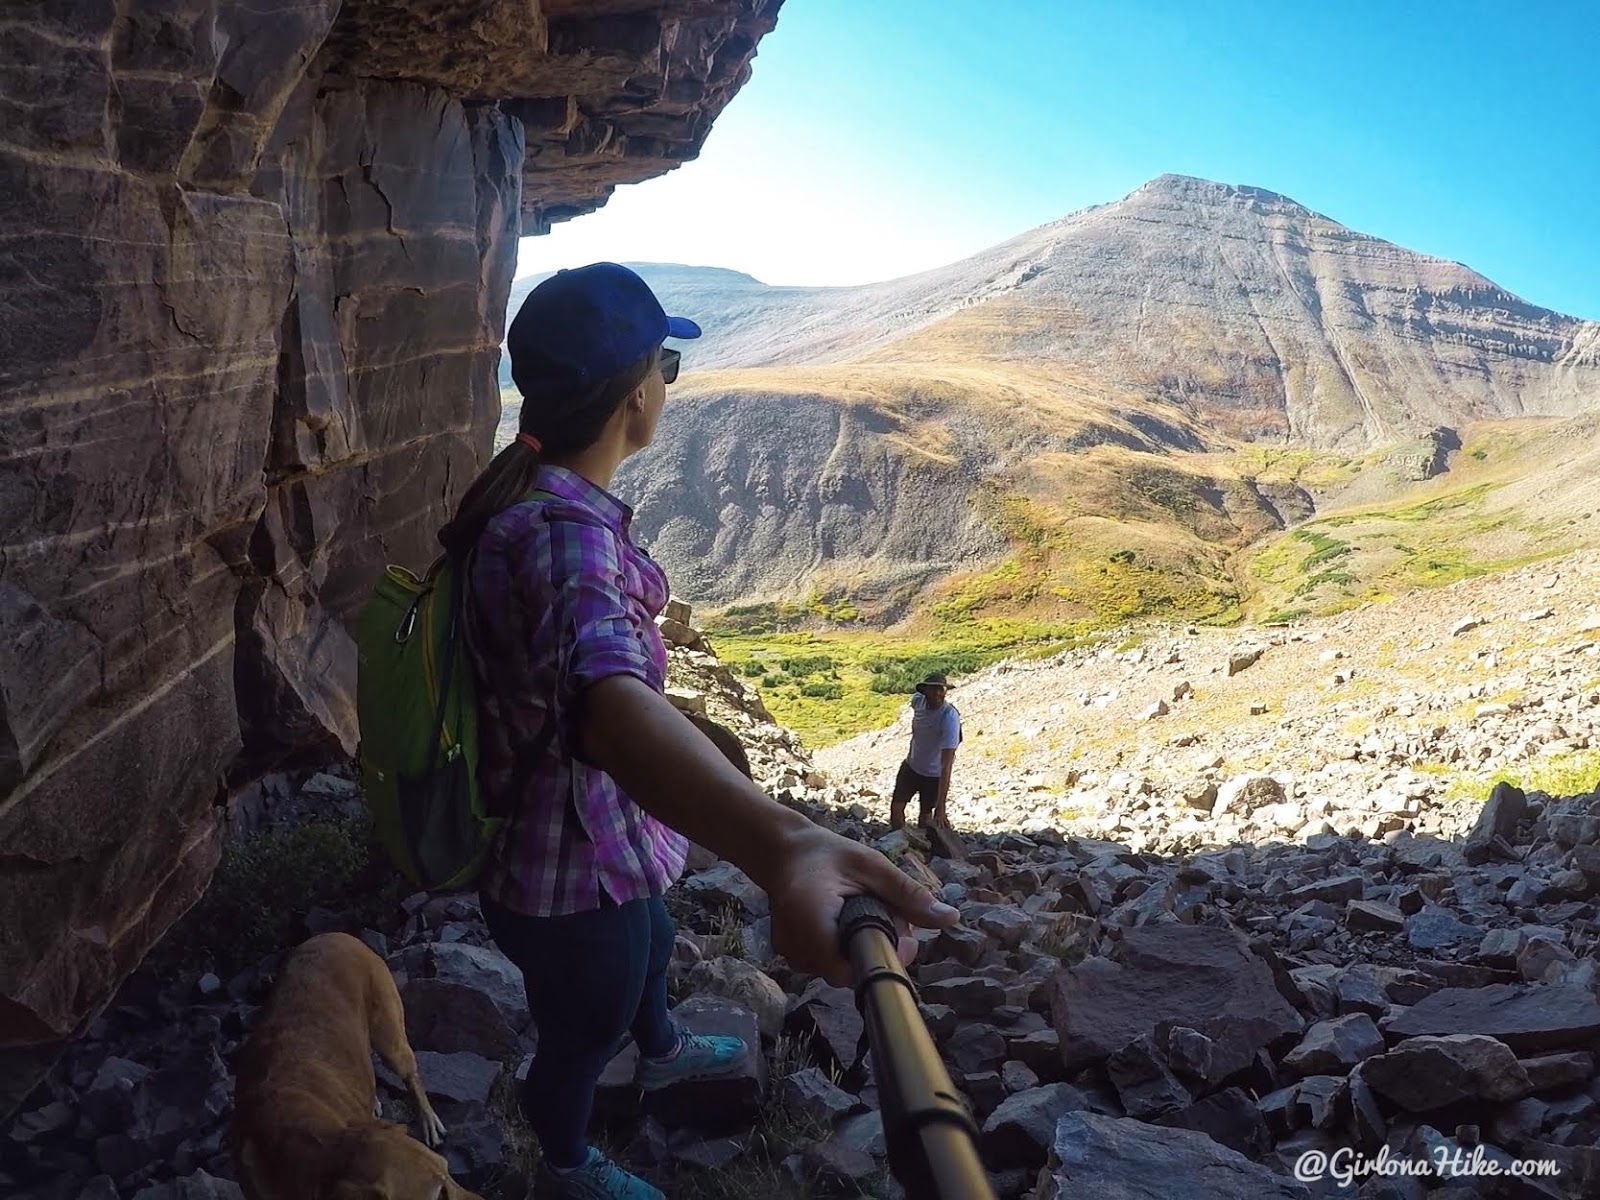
[890,672,962,834]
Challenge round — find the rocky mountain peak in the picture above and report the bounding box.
[1129,173,1330,221]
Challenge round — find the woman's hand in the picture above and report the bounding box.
[760,821,960,987]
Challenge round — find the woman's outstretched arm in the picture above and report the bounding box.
[577,673,960,985]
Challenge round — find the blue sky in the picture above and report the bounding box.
[517,0,1600,319]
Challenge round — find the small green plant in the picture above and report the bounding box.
[706,600,812,636]
[153,809,402,979]
[1262,606,1310,625]
[1296,529,1351,571]
[800,681,844,699]
[767,1033,813,1085]
[709,905,747,959]
[778,654,837,677]
[865,649,986,694]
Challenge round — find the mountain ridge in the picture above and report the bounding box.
[505,176,1593,444]
[498,175,1600,617]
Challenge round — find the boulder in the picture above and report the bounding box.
[1385,984,1600,1053]
[415,1051,501,1106]
[686,957,786,1038]
[1464,782,1527,865]
[682,862,769,917]
[921,975,1007,1018]
[1519,1051,1594,1092]
[1049,924,1303,1076]
[1213,775,1285,818]
[1288,1075,1347,1131]
[1363,1035,1534,1110]
[1403,907,1482,951]
[1155,1088,1273,1159]
[1227,649,1264,676]
[1281,1014,1385,1077]
[784,982,864,1077]
[785,1140,879,1196]
[642,996,765,1133]
[401,978,518,1061]
[1045,1112,1311,1198]
[777,1068,858,1128]
[418,943,529,1032]
[980,1082,1092,1170]
[1105,1035,1191,1119]
[1334,967,1391,1018]
[129,1172,243,1200]
[1000,1060,1040,1094]
[1345,900,1406,932]
[1284,875,1365,905]
[947,1023,1007,1075]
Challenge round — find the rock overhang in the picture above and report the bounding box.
[320,0,783,235]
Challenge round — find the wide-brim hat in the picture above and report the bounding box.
[915,672,951,694]
[508,262,700,400]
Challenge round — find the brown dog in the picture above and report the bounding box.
[232,932,482,1200]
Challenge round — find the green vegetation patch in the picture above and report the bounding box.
[864,647,989,694]
[151,808,405,980]
[710,600,816,636]
[714,621,1084,747]
[1226,445,1367,489]
[1434,749,1600,804]
[1297,530,1352,570]
[1245,470,1576,622]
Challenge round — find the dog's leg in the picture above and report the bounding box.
[368,971,447,1148]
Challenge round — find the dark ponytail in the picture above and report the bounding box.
[438,347,660,557]
[437,437,544,558]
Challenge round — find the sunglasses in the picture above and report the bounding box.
[660,347,681,385]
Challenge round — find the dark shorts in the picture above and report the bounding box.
[892,760,942,821]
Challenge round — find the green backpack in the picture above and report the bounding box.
[354,497,751,891]
[355,545,554,892]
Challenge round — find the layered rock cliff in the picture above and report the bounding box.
[0,0,782,1052]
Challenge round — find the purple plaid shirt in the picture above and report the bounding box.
[467,465,688,916]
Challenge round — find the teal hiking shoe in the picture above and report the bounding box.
[635,1031,751,1090]
[535,1147,664,1200]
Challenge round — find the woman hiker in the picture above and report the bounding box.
[439,263,960,1200]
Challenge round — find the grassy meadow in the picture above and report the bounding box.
[703,415,1600,748]
[704,609,1091,747]
[1242,418,1600,623]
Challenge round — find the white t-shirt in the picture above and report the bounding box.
[906,692,961,777]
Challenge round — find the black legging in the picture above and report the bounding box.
[480,892,676,1167]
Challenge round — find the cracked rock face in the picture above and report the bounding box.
[0,0,782,1051]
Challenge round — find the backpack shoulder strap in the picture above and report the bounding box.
[426,554,468,777]
[464,495,563,816]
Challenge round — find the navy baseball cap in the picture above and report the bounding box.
[507,262,701,401]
